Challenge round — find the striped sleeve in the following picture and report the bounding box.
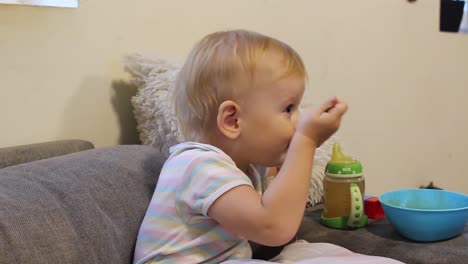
[175,152,253,221]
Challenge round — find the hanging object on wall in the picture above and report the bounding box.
[0,0,78,8]
[440,0,468,33]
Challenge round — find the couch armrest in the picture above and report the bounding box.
[0,139,94,169]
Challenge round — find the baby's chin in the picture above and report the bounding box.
[265,153,286,168]
[256,149,288,167]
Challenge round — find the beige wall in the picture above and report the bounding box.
[1,0,467,194]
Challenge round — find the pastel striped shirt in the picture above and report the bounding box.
[133,142,262,264]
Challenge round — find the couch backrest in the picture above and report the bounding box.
[0,139,95,169]
[0,145,165,264]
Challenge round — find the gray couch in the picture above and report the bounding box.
[0,140,466,264]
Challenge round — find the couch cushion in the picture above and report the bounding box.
[296,206,468,264]
[0,145,165,264]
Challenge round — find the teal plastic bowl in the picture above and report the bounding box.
[379,189,468,242]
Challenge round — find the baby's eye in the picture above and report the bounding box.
[285,104,294,113]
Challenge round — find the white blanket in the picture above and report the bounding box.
[223,240,404,264]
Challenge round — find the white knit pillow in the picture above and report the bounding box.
[125,54,338,206]
[125,54,184,157]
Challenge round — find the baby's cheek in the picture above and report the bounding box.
[284,125,296,142]
[292,112,300,129]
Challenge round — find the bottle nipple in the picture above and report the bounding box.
[330,144,355,164]
[326,144,363,177]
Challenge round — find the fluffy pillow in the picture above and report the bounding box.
[125,54,338,206]
[125,54,184,157]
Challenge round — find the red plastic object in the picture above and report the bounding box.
[364,196,385,219]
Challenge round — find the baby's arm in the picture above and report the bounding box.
[209,98,347,246]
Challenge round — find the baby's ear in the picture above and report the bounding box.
[217,100,241,139]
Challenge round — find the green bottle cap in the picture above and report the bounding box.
[325,144,363,178]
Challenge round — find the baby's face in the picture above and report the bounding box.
[237,55,305,167]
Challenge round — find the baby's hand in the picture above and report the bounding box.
[296,97,348,147]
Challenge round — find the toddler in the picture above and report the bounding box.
[134,30,402,264]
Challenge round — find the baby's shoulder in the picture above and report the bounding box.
[168,142,234,167]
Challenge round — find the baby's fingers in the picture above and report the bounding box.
[319,97,348,118]
[319,97,339,114]
[327,100,348,117]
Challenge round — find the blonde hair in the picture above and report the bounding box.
[174,29,306,140]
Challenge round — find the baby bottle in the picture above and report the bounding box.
[321,144,368,229]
